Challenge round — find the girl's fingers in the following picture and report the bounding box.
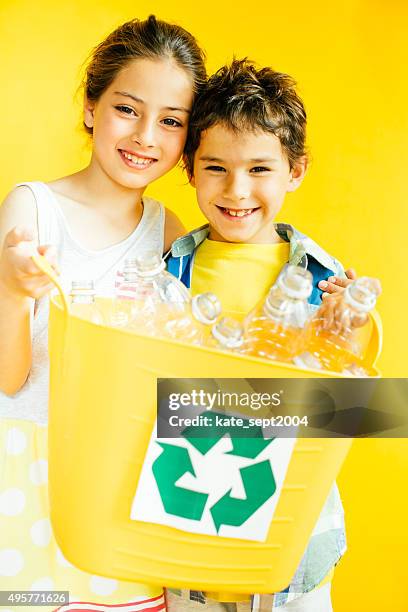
[36,245,60,274]
[10,245,58,277]
[17,257,46,277]
[4,226,35,248]
[24,279,56,298]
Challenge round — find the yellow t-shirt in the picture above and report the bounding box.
[191,236,335,592]
[191,239,290,319]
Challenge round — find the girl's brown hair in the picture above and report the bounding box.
[83,15,206,134]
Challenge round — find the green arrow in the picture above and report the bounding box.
[210,460,276,532]
[152,443,208,521]
[182,413,223,454]
[183,412,273,458]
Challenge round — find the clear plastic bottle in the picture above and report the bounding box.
[69,280,104,324]
[243,265,313,363]
[111,258,144,328]
[207,316,246,353]
[297,277,381,374]
[111,251,191,334]
[163,292,222,345]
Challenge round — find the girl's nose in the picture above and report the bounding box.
[131,120,157,148]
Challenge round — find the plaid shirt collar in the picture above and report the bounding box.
[170,223,338,272]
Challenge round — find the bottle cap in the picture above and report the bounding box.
[277,264,313,300]
[264,292,291,319]
[192,292,222,325]
[70,280,96,296]
[131,251,165,277]
[344,277,381,313]
[211,317,244,349]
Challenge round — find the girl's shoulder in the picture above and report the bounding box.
[2,182,39,210]
[0,184,39,244]
[163,207,185,252]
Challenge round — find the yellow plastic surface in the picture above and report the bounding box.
[46,291,366,595]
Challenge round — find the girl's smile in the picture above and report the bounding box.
[118,149,158,170]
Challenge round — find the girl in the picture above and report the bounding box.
[0,15,205,610]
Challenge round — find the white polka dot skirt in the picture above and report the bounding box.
[0,419,165,612]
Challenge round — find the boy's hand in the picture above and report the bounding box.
[317,269,382,331]
[0,227,59,301]
[317,290,368,331]
[318,268,357,299]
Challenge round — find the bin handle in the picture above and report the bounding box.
[31,254,69,313]
[32,254,71,378]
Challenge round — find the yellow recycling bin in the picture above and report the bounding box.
[44,260,375,595]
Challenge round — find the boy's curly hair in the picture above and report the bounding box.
[183,58,307,178]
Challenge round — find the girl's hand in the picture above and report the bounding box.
[318,268,357,299]
[0,226,59,301]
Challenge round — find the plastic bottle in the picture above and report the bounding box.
[243,265,313,363]
[110,258,146,329]
[111,251,191,334]
[69,280,104,324]
[163,292,222,345]
[296,277,381,374]
[207,316,246,353]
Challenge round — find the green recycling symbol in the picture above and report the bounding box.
[152,412,276,532]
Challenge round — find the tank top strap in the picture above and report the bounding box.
[15,181,61,246]
[140,196,165,256]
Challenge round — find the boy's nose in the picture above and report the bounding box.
[223,175,250,201]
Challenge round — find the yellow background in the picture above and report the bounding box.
[1,0,407,609]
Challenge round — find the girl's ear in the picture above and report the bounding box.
[190,174,196,187]
[287,156,308,192]
[83,97,95,129]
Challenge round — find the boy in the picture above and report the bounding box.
[165,59,348,611]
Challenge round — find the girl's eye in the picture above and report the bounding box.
[205,165,226,172]
[250,166,271,173]
[162,117,183,127]
[115,105,136,116]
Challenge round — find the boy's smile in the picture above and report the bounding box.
[192,125,306,244]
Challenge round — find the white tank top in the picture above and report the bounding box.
[0,181,165,425]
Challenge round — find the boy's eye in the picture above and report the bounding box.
[115,105,136,116]
[205,165,226,172]
[250,166,271,173]
[162,117,183,127]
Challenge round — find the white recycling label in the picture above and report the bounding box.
[131,418,296,542]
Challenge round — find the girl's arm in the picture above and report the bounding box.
[0,187,56,395]
[163,208,185,253]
